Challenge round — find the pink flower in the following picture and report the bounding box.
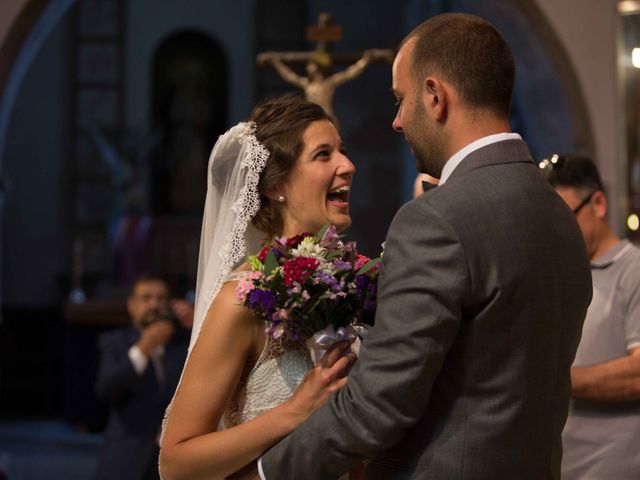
[235,271,262,302]
[268,323,286,339]
[354,254,371,270]
[246,271,263,280]
[236,279,255,302]
[320,224,340,248]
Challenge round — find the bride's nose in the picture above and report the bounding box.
[337,152,356,177]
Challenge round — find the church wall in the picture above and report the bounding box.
[2,12,71,307]
[124,0,255,137]
[533,0,623,233]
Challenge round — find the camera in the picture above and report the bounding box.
[140,303,179,328]
[158,303,179,325]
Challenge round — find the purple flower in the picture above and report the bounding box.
[332,259,352,271]
[314,270,338,287]
[248,289,277,311]
[355,274,371,300]
[320,224,340,248]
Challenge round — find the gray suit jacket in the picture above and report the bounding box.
[261,139,592,479]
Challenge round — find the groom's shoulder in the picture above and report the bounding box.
[389,192,457,239]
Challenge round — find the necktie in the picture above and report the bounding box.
[151,349,165,386]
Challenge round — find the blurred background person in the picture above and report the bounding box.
[546,155,640,480]
[95,274,192,480]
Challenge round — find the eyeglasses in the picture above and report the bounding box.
[572,190,596,215]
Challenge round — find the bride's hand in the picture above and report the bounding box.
[285,340,357,424]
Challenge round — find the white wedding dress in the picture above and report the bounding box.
[219,329,353,480]
[220,327,314,429]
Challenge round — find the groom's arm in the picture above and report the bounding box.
[261,198,469,479]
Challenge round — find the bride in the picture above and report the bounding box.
[159,95,358,479]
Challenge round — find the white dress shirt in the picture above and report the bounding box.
[439,132,522,185]
[128,344,165,385]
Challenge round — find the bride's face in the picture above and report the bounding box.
[278,120,355,237]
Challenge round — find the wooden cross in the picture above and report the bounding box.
[256,11,395,120]
[257,13,361,69]
[305,13,343,54]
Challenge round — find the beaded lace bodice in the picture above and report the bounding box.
[220,333,313,429]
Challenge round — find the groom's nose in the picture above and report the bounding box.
[392,112,403,132]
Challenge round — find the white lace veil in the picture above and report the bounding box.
[158,122,270,463]
[190,121,269,351]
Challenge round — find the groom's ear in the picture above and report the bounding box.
[423,76,448,121]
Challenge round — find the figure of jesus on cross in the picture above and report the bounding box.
[257,13,395,123]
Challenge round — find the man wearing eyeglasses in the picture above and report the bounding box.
[95,274,192,480]
[547,155,640,480]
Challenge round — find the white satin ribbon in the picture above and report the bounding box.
[306,323,369,364]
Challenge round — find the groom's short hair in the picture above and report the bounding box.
[402,13,515,116]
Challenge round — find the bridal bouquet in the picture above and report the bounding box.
[236,224,381,359]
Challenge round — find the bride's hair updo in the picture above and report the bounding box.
[249,94,333,239]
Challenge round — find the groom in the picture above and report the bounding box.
[260,13,592,479]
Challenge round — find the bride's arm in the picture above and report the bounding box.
[159,282,353,480]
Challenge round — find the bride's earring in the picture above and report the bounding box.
[277,195,285,203]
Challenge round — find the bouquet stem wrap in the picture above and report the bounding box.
[306,323,369,364]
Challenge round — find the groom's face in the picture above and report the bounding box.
[392,39,445,177]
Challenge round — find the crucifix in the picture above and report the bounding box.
[257,13,395,123]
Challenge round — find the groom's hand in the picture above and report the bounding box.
[286,341,357,424]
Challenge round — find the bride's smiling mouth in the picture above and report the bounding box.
[326,185,350,207]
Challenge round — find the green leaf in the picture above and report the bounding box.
[357,257,381,275]
[270,270,284,290]
[248,255,263,271]
[264,250,278,277]
[317,223,330,239]
[325,250,342,261]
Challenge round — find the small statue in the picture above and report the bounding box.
[258,49,394,122]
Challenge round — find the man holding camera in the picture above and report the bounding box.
[95,274,192,480]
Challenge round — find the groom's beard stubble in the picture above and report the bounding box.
[408,97,447,178]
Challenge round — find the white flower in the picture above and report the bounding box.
[290,237,324,259]
[317,260,336,276]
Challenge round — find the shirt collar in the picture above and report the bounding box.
[591,240,632,269]
[438,132,522,186]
